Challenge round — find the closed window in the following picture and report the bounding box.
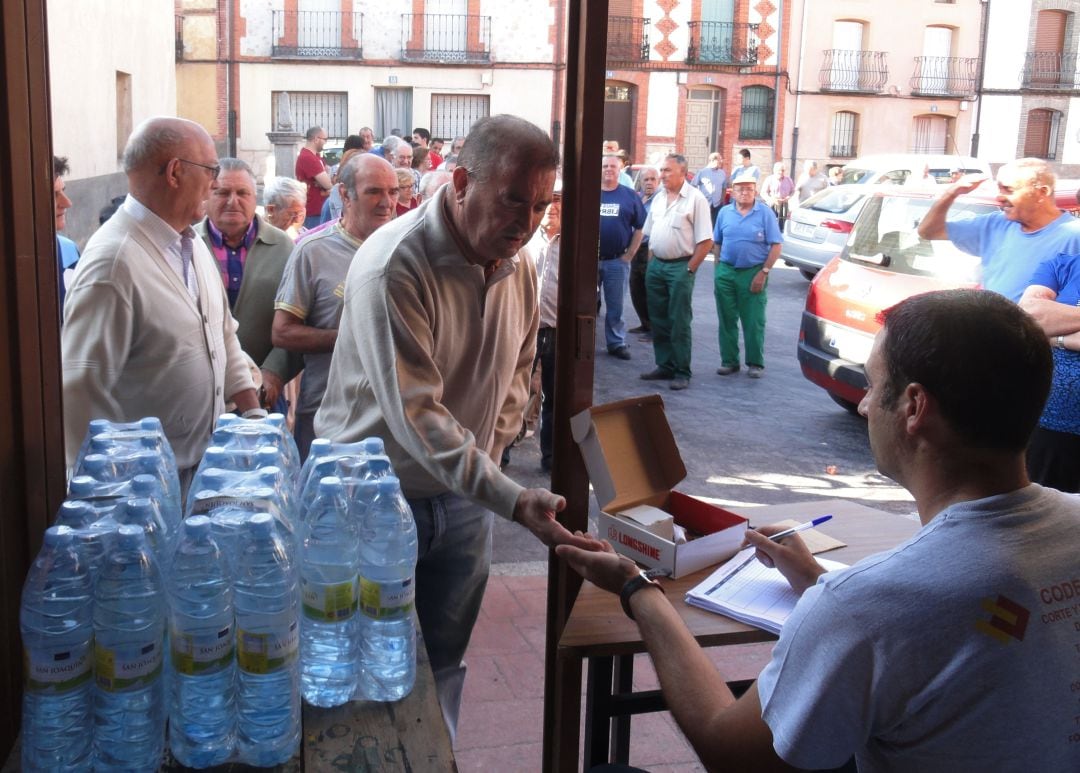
[1024,109,1062,160]
[271,91,347,139]
[431,94,490,140]
[739,86,774,140]
[831,112,858,158]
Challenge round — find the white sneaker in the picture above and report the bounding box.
[748,366,763,379]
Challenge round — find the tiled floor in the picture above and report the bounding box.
[454,566,773,773]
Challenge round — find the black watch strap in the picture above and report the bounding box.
[619,570,665,620]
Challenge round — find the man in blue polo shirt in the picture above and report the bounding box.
[918,157,1080,302]
[713,169,782,378]
[598,153,646,360]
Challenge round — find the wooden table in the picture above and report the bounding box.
[4,627,456,772]
[552,499,920,771]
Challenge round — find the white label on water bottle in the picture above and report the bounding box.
[95,638,164,692]
[301,576,358,622]
[24,640,94,693]
[358,576,415,619]
[171,623,234,675]
[236,621,299,674]
[190,495,284,522]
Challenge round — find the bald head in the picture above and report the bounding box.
[123,117,212,175]
[122,116,218,230]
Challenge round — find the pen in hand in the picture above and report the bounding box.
[766,514,833,542]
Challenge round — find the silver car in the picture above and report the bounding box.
[781,185,869,280]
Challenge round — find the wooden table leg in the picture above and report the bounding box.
[584,655,614,767]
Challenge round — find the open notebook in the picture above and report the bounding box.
[684,548,848,635]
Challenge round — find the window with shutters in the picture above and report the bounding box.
[1024,109,1062,160]
[1025,10,1073,88]
[739,86,774,140]
[830,112,858,158]
[430,94,490,141]
[271,92,347,140]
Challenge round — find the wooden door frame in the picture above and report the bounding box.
[0,0,68,751]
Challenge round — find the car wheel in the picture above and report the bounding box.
[829,392,862,416]
[799,268,818,281]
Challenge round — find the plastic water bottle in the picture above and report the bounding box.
[357,477,418,701]
[53,500,114,579]
[93,524,166,771]
[20,526,95,772]
[116,497,173,580]
[300,477,360,707]
[234,513,300,766]
[168,516,236,767]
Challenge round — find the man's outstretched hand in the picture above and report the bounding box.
[555,540,640,595]
[512,488,604,551]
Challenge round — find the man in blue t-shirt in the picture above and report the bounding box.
[918,157,1080,301]
[598,153,646,360]
[712,170,782,378]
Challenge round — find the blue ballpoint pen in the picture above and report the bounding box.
[767,514,833,542]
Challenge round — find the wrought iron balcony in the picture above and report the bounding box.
[910,56,978,97]
[819,50,889,93]
[686,21,759,65]
[1022,51,1080,89]
[272,10,363,59]
[401,14,491,63]
[607,16,650,62]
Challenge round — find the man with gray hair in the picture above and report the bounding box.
[62,117,259,484]
[195,158,300,410]
[316,114,600,737]
[262,176,307,236]
[272,153,399,459]
[919,157,1080,301]
[418,169,452,202]
[793,159,828,208]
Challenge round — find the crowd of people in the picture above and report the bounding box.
[49,115,1080,770]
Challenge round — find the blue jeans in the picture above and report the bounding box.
[303,214,321,230]
[598,257,631,351]
[406,492,494,742]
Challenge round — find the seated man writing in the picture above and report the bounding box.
[559,288,1079,772]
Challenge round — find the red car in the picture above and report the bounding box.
[798,182,1080,413]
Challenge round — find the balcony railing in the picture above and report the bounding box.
[819,49,889,93]
[910,56,978,97]
[1023,51,1080,89]
[686,21,759,65]
[830,144,858,159]
[272,11,363,59]
[401,14,491,63]
[607,16,650,62]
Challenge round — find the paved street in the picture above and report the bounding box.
[492,256,915,565]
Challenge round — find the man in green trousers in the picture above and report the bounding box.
[712,170,783,378]
[639,153,714,391]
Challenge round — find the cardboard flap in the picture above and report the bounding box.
[571,395,687,511]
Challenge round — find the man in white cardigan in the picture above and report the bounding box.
[62,117,259,485]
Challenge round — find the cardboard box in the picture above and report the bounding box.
[571,395,748,578]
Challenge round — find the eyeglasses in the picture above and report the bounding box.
[162,158,221,179]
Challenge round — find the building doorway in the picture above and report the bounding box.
[603,81,635,158]
[684,86,724,171]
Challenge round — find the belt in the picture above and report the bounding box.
[599,254,624,261]
[656,255,691,262]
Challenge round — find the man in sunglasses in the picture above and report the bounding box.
[61,116,259,491]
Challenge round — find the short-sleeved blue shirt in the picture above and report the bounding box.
[598,185,646,257]
[947,211,1080,302]
[713,199,783,268]
[1029,253,1080,433]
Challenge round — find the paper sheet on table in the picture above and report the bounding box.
[684,548,848,635]
[765,519,847,554]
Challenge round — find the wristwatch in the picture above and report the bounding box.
[619,568,666,620]
[687,267,695,275]
[1056,334,1066,349]
[761,266,771,274]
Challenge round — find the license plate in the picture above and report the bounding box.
[790,221,817,239]
[823,324,874,364]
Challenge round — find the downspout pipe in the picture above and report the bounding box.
[971,0,990,157]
